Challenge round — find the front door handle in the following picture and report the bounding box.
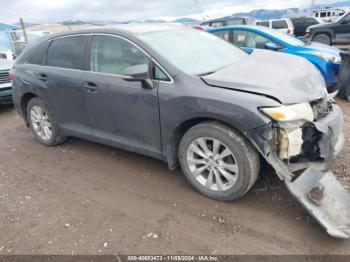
[37,73,48,82]
[84,82,99,93]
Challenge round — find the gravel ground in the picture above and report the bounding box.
[0,98,349,255]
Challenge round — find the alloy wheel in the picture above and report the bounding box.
[30,105,53,141]
[186,137,239,191]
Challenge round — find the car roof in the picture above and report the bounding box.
[16,23,186,64]
[44,23,185,40]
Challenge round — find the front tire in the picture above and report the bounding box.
[27,97,66,146]
[178,122,260,201]
[312,34,331,45]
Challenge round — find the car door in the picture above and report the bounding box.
[333,13,350,44]
[82,34,164,158]
[34,35,92,137]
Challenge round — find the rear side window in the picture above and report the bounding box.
[28,43,49,65]
[271,20,288,29]
[257,21,269,27]
[46,35,86,70]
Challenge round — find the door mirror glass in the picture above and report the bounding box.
[265,42,280,51]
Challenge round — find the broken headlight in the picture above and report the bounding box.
[261,102,314,123]
[261,103,315,160]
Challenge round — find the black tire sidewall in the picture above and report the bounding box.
[179,123,258,201]
[313,34,331,45]
[27,97,59,146]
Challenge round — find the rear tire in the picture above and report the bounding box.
[27,97,66,146]
[178,121,260,201]
[312,34,331,46]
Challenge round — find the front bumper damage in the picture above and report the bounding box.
[247,103,350,239]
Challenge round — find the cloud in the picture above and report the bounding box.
[1,0,341,24]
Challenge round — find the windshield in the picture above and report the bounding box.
[259,27,305,46]
[138,28,247,75]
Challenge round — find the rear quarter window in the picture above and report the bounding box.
[27,43,49,65]
[271,20,288,29]
[46,35,86,70]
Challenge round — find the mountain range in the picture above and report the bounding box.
[57,0,350,26]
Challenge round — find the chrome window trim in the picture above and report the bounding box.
[25,33,174,84]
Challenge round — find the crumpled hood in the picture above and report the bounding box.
[0,59,14,71]
[202,49,328,104]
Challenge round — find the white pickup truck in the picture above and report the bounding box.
[0,58,14,103]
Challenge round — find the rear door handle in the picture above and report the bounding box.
[37,73,48,82]
[84,82,99,93]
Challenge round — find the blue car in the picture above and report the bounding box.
[207,25,341,90]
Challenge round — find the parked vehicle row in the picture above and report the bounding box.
[11,25,349,239]
[208,25,341,91]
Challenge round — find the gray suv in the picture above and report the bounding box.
[11,25,349,239]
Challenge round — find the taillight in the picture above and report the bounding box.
[9,69,15,81]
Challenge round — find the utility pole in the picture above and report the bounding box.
[19,18,28,43]
[310,0,315,16]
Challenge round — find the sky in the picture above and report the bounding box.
[0,0,342,24]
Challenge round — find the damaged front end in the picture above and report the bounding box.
[247,96,350,239]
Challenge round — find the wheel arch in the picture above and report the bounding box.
[20,92,38,125]
[312,30,334,44]
[165,117,253,170]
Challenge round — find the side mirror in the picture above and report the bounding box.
[122,64,154,89]
[265,42,280,51]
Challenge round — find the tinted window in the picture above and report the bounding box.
[233,30,282,49]
[257,21,269,27]
[225,19,245,26]
[90,35,150,76]
[271,20,288,29]
[212,30,231,42]
[341,13,350,23]
[28,43,49,65]
[47,36,86,70]
[210,21,225,28]
[320,12,327,18]
[153,66,169,81]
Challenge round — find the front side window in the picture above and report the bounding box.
[233,30,277,49]
[341,13,350,24]
[90,35,150,76]
[271,20,288,29]
[138,29,247,76]
[46,35,86,70]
